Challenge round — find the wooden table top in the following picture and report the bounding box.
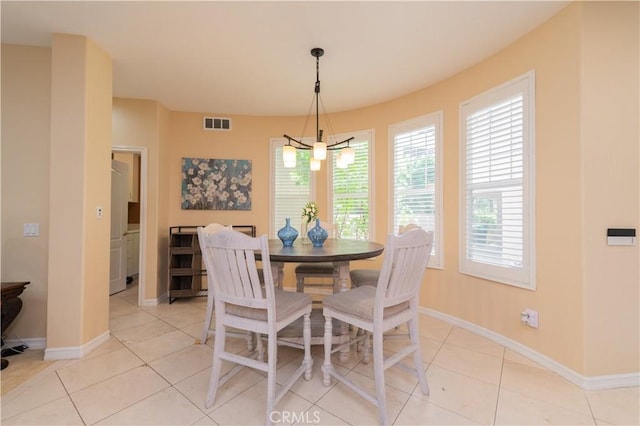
[257,238,384,263]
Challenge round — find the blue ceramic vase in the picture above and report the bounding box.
[277,218,298,247]
[307,219,328,248]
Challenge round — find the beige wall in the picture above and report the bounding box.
[1,1,637,377]
[1,45,51,340]
[47,34,112,350]
[580,2,639,376]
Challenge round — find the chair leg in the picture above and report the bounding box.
[296,274,304,293]
[206,321,226,408]
[362,331,371,364]
[266,330,278,425]
[256,333,265,362]
[303,311,313,380]
[372,327,388,426]
[201,292,215,344]
[409,317,429,395]
[246,331,255,352]
[322,314,333,386]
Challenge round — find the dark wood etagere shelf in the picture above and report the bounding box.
[168,225,256,303]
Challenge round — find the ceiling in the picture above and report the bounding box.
[1,1,568,116]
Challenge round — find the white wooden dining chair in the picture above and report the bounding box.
[322,229,433,425]
[199,223,231,345]
[349,223,422,289]
[198,229,313,426]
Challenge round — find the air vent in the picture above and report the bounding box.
[203,117,231,131]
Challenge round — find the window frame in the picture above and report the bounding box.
[459,70,536,289]
[388,112,444,268]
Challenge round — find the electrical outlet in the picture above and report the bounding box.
[522,308,539,328]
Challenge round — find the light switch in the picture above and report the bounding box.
[23,223,39,237]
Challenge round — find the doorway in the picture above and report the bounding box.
[111,146,147,306]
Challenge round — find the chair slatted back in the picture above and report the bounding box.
[198,229,274,311]
[375,229,434,309]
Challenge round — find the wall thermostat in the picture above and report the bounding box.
[607,228,636,246]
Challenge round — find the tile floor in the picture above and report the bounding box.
[1,282,638,425]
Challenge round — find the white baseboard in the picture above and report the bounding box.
[419,307,640,391]
[141,298,157,306]
[43,330,110,360]
[141,293,165,306]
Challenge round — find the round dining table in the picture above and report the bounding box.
[257,238,384,292]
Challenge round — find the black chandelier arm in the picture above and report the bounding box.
[283,134,313,150]
[283,134,354,151]
[327,136,355,150]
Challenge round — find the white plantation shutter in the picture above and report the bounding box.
[271,139,314,238]
[390,112,442,267]
[329,131,372,240]
[460,71,535,289]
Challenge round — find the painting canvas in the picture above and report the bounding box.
[181,158,252,210]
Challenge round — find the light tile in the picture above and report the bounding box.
[418,364,499,424]
[70,365,169,425]
[109,309,158,332]
[142,299,206,319]
[431,343,503,385]
[1,396,84,425]
[504,348,547,370]
[276,355,343,403]
[501,360,592,416]
[57,347,144,393]
[0,349,53,396]
[182,320,207,340]
[445,327,505,358]
[1,372,68,420]
[383,334,443,364]
[109,298,141,318]
[110,318,178,346]
[95,387,205,425]
[148,344,213,384]
[418,315,454,342]
[586,386,640,425]
[193,415,218,425]
[84,336,126,359]
[316,369,411,425]
[4,285,638,426]
[351,349,422,394]
[496,388,596,425]
[161,306,208,330]
[294,405,347,425]
[394,394,481,425]
[128,329,198,362]
[209,379,313,426]
[173,363,265,412]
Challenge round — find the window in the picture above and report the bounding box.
[328,130,373,240]
[389,112,443,268]
[459,71,535,289]
[270,138,315,237]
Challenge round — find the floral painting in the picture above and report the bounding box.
[181,158,252,210]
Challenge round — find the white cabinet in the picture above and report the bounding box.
[113,152,140,202]
[126,231,140,276]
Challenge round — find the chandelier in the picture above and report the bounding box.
[283,48,355,170]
